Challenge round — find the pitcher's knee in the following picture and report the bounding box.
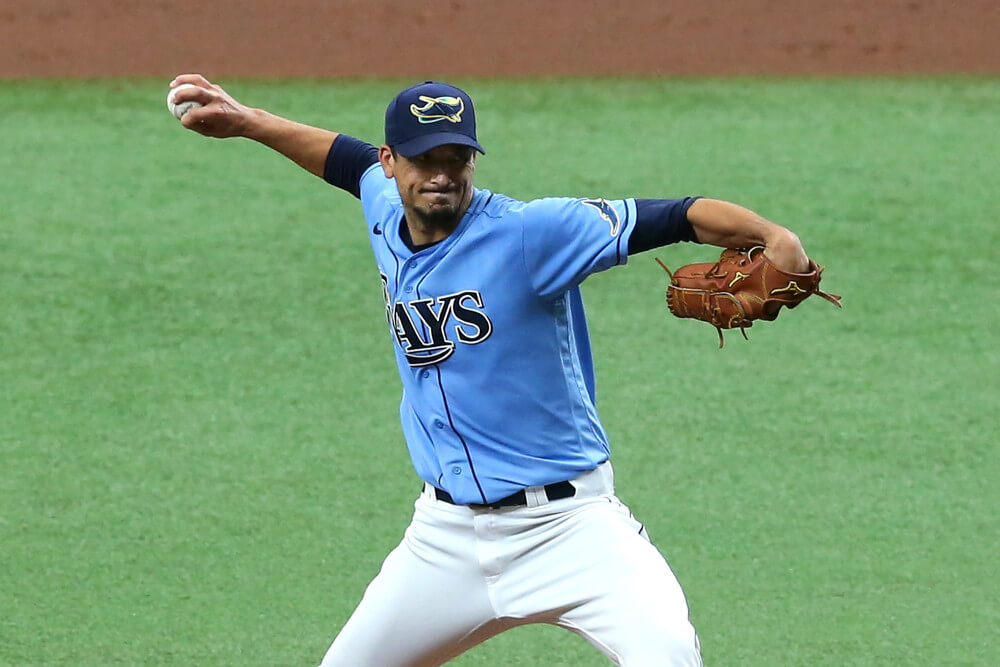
[617,619,701,667]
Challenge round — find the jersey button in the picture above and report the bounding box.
[421,370,430,379]
[451,466,462,475]
[404,286,413,293]
[434,419,445,429]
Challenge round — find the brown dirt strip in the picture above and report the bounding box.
[1,0,997,79]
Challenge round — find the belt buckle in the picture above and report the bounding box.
[466,501,508,510]
[471,489,527,510]
[470,502,503,510]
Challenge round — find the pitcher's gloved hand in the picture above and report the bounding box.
[657,246,842,347]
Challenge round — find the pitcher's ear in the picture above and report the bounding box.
[379,145,395,178]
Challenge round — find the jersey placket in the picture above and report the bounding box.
[399,255,487,504]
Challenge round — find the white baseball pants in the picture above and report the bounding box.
[319,462,701,666]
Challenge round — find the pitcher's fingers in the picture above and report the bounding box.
[179,104,214,130]
[170,73,214,89]
[170,84,216,107]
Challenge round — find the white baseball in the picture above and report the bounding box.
[167,83,204,119]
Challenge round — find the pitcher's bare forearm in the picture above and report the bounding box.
[242,110,339,179]
[686,198,808,272]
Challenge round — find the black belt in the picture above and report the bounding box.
[434,480,576,509]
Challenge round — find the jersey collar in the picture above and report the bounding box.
[388,188,492,259]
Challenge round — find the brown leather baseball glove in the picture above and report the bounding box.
[656,246,842,347]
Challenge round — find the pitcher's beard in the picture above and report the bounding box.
[412,202,462,232]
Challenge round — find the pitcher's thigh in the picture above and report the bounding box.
[555,502,701,666]
[319,539,496,666]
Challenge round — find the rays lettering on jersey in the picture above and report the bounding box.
[380,273,493,367]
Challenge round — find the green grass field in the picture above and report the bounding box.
[2,77,998,665]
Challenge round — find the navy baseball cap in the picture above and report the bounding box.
[385,81,485,158]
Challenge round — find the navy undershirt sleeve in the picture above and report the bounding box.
[322,135,380,198]
[627,197,702,254]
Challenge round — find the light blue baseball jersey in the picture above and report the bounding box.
[359,163,638,505]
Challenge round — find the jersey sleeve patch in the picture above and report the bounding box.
[580,198,622,236]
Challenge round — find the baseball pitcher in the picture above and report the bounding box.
[169,75,828,666]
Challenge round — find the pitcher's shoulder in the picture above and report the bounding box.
[476,190,524,219]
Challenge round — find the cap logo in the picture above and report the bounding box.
[410,95,465,124]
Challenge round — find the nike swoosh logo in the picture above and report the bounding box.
[372,224,382,235]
